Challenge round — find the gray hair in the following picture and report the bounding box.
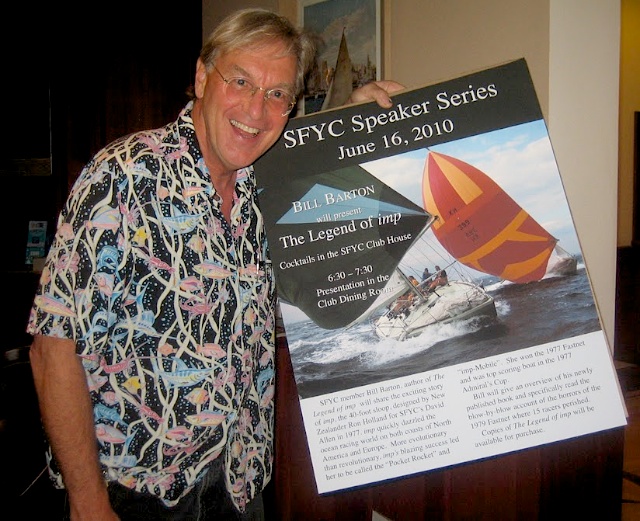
[199,8,316,96]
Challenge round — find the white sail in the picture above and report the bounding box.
[546,244,578,277]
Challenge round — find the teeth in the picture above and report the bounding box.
[231,119,260,135]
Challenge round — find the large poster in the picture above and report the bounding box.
[253,59,627,494]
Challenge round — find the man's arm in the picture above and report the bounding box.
[30,334,118,520]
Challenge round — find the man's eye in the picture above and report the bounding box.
[270,90,293,101]
[232,78,249,89]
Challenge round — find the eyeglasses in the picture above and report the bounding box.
[213,65,297,117]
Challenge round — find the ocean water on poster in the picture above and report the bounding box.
[282,264,602,399]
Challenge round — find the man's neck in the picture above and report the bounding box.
[191,99,237,223]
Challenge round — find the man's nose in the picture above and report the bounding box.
[246,88,268,117]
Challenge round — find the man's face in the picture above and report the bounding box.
[194,44,297,175]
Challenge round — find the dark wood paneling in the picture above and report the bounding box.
[615,246,640,366]
[51,4,201,191]
[0,4,202,351]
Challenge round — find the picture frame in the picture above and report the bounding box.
[298,0,381,115]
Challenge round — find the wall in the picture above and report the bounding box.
[201,0,619,348]
[382,0,549,116]
[548,0,619,348]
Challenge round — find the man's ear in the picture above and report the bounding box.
[194,58,208,99]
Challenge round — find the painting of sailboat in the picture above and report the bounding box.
[299,0,380,114]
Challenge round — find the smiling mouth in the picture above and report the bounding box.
[231,119,260,136]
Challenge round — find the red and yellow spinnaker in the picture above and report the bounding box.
[422,151,556,283]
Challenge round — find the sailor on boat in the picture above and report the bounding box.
[427,265,448,292]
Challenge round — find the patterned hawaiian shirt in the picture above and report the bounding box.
[27,102,276,511]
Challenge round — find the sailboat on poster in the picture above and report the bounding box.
[369,147,578,341]
[368,266,497,341]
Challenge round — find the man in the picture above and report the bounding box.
[27,8,403,520]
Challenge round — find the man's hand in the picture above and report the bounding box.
[348,80,406,108]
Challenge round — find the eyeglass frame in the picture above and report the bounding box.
[212,65,297,117]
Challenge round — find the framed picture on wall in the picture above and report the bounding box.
[298,0,381,115]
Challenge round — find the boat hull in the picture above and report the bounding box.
[373,280,497,341]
